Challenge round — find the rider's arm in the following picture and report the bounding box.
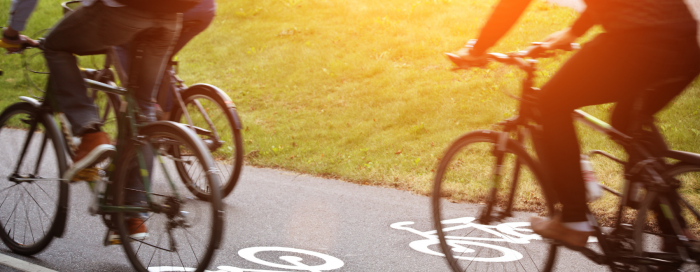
[471,0,597,55]
[7,0,39,32]
[471,0,533,56]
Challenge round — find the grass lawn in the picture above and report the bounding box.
[2,0,700,228]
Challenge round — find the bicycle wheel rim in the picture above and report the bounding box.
[115,124,222,272]
[432,130,557,272]
[0,103,68,255]
[171,88,243,200]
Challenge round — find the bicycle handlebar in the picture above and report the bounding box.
[446,40,580,71]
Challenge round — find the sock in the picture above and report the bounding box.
[562,221,593,232]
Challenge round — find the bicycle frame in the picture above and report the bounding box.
[82,46,185,215]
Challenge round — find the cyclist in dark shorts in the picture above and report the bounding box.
[452,0,700,248]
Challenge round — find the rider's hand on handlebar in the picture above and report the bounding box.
[2,28,38,53]
[540,28,578,50]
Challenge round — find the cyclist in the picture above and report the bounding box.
[4,0,180,241]
[113,0,216,120]
[451,0,700,248]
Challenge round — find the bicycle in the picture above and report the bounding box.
[432,42,700,271]
[0,37,224,272]
[58,0,244,201]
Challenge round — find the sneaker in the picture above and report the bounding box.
[63,131,115,183]
[127,217,148,240]
[530,216,593,248]
[107,218,148,244]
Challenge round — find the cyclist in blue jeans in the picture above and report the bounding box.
[452,0,700,248]
[114,0,216,120]
[4,0,180,241]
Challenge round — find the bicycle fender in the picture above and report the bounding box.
[19,96,41,108]
[187,83,236,109]
[183,84,243,130]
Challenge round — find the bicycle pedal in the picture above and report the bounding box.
[72,167,100,183]
[104,230,121,246]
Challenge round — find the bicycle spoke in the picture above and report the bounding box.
[175,246,187,272]
[33,183,57,204]
[20,185,51,219]
[0,184,21,210]
[147,232,164,269]
[23,194,35,245]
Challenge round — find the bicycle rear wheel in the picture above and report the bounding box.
[0,102,69,255]
[633,163,700,271]
[114,122,223,272]
[170,84,244,200]
[432,130,557,272]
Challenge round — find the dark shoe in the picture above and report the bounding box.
[530,216,592,248]
[63,131,115,182]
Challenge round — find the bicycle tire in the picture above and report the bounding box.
[632,162,700,271]
[113,122,223,272]
[432,130,558,272]
[170,84,244,200]
[0,102,69,255]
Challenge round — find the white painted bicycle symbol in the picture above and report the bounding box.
[391,217,596,263]
[148,246,344,272]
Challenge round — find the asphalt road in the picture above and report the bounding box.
[0,128,614,272]
[0,164,608,272]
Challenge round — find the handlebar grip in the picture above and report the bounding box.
[0,40,22,49]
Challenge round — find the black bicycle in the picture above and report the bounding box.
[432,42,700,271]
[55,0,245,201]
[0,35,224,272]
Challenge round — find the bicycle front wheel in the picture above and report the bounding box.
[432,130,557,272]
[114,122,223,272]
[170,84,244,200]
[0,102,69,255]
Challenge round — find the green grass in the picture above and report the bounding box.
[2,0,700,226]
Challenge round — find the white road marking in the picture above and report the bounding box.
[0,253,57,272]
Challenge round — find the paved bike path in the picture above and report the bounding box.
[0,160,611,272]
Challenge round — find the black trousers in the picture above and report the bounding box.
[535,28,700,222]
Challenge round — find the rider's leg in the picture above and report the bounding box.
[611,75,700,251]
[117,0,216,115]
[43,0,177,208]
[158,2,216,114]
[532,29,699,247]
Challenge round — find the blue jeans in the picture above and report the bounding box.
[43,1,178,136]
[115,0,216,112]
[43,2,179,209]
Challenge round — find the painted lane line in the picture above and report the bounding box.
[0,253,57,272]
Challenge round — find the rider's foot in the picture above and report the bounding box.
[127,217,148,240]
[63,131,115,183]
[107,218,148,244]
[530,216,592,248]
